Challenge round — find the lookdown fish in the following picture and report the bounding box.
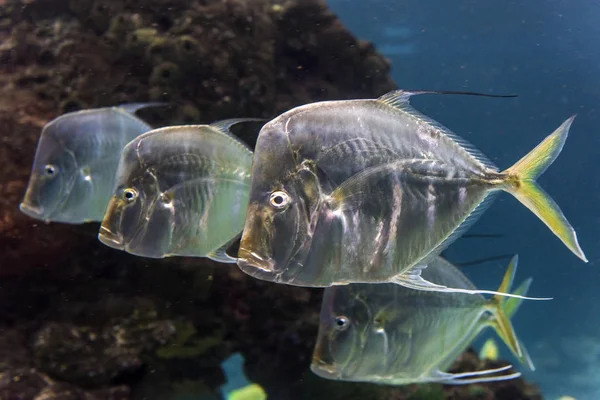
[311,255,535,385]
[98,119,257,262]
[237,89,587,293]
[19,103,161,224]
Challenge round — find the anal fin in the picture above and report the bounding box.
[392,265,552,300]
[208,246,238,264]
[207,234,241,264]
[431,365,521,385]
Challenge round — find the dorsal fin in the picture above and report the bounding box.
[209,118,266,152]
[210,118,266,135]
[378,89,517,107]
[117,102,170,115]
[376,89,517,171]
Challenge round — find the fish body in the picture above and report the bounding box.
[98,119,255,262]
[237,89,586,291]
[20,105,156,224]
[311,255,534,385]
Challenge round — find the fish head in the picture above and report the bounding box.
[238,149,322,281]
[20,124,79,222]
[311,285,372,380]
[99,141,172,257]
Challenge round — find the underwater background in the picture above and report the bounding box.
[0,0,597,399]
[327,0,600,398]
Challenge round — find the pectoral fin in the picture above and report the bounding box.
[331,159,449,209]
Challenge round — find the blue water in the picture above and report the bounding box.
[327,0,600,398]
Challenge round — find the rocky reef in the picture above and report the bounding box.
[0,0,542,399]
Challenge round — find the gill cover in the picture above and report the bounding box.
[238,158,322,282]
[20,129,78,222]
[311,285,374,380]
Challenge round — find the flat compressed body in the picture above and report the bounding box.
[239,89,586,289]
[20,107,152,223]
[290,160,492,285]
[239,96,500,286]
[99,123,253,260]
[313,256,489,384]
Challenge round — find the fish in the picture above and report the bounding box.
[19,103,162,224]
[237,89,587,293]
[310,254,535,385]
[479,338,499,361]
[219,352,268,400]
[98,119,258,262]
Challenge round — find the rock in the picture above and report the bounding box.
[0,327,132,399]
[32,319,175,386]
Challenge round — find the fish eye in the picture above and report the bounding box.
[269,190,291,210]
[44,164,57,176]
[122,188,138,202]
[334,316,350,331]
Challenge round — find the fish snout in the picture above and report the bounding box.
[310,354,342,380]
[238,202,276,272]
[98,225,124,249]
[310,328,343,379]
[19,202,45,220]
[237,247,275,272]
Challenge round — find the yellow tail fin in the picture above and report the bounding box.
[502,116,587,262]
[485,255,536,370]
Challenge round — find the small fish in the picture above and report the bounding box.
[219,352,267,400]
[20,103,162,224]
[311,255,535,385]
[237,89,587,293]
[479,338,499,361]
[98,119,257,262]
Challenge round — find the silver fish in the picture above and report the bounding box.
[311,255,535,385]
[237,89,587,293]
[20,104,159,224]
[98,119,257,262]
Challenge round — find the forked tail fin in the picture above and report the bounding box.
[501,116,587,262]
[485,255,536,370]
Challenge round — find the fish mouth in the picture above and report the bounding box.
[98,226,124,249]
[237,248,275,272]
[310,357,342,380]
[19,202,45,219]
